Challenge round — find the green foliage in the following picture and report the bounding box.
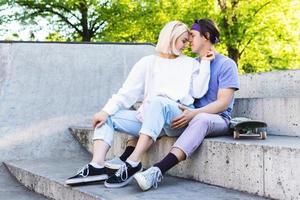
[0,0,299,73]
[46,31,66,41]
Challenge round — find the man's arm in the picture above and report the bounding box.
[194,88,235,115]
[171,88,235,129]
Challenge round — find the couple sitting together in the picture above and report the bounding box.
[66,18,239,191]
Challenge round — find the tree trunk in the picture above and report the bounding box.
[79,1,91,42]
[227,46,240,66]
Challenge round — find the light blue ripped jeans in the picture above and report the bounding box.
[93,96,191,146]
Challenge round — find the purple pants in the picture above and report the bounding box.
[173,113,230,157]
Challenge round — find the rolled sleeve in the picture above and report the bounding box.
[218,59,239,90]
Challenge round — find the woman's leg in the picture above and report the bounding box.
[92,110,142,165]
[127,96,183,163]
[66,110,141,185]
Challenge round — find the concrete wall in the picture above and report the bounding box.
[236,70,300,98]
[0,42,155,161]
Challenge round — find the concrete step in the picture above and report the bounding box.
[0,163,47,200]
[69,127,300,200]
[4,158,266,200]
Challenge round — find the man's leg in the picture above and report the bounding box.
[119,139,137,161]
[134,113,229,191]
[171,113,229,160]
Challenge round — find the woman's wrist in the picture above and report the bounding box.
[100,110,109,117]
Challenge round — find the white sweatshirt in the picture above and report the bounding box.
[102,55,210,116]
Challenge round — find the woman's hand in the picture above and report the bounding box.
[92,111,109,129]
[171,105,196,129]
[202,50,215,61]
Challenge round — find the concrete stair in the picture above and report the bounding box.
[69,127,300,200]
[0,164,46,200]
[4,157,266,200]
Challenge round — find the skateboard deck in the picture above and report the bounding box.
[230,117,267,139]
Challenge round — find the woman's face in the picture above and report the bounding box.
[175,32,189,52]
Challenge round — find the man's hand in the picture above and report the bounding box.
[92,111,109,129]
[171,105,196,129]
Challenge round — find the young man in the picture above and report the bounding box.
[133,18,240,191]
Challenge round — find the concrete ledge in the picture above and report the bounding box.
[233,97,300,137]
[69,127,300,200]
[4,158,265,200]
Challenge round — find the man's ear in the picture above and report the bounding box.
[204,32,210,41]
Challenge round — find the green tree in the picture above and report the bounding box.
[3,0,299,72]
[211,0,300,73]
[10,0,117,41]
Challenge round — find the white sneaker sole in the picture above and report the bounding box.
[104,162,124,170]
[104,167,143,188]
[104,176,134,188]
[65,174,108,185]
[133,173,150,191]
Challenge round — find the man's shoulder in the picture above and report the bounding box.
[214,53,237,69]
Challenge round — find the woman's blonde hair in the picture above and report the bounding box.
[155,21,189,56]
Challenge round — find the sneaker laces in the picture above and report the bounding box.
[115,163,128,181]
[77,165,89,177]
[146,168,163,189]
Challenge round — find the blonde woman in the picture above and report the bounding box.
[66,21,214,188]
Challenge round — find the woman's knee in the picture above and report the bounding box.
[148,96,172,109]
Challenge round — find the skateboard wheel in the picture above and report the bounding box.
[233,131,240,139]
[260,131,267,140]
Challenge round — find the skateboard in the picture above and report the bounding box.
[229,117,267,139]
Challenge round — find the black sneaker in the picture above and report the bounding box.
[65,164,109,185]
[104,162,143,188]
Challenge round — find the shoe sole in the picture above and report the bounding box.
[104,167,143,188]
[133,173,149,191]
[104,162,124,170]
[65,174,109,185]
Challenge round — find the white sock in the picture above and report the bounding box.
[89,162,104,169]
[126,159,139,167]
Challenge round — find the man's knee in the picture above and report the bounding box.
[190,113,211,126]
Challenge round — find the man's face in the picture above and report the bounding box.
[189,30,206,53]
